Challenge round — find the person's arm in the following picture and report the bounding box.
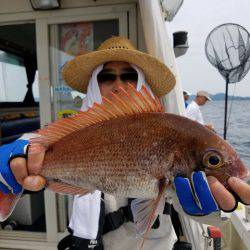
[186,106,199,123]
[197,110,205,125]
[187,106,214,130]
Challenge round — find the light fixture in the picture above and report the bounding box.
[173,31,189,58]
[30,0,60,10]
[159,0,184,22]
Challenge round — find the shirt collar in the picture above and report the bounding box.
[192,100,200,109]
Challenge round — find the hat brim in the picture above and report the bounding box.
[183,91,191,96]
[62,48,176,97]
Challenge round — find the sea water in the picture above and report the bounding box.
[201,100,250,168]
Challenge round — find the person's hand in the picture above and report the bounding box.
[207,175,250,211]
[0,139,28,194]
[174,171,219,215]
[174,171,250,215]
[0,139,46,193]
[205,123,215,131]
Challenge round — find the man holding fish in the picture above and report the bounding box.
[0,36,250,250]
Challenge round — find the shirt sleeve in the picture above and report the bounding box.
[186,104,204,125]
[186,105,198,122]
[197,112,204,125]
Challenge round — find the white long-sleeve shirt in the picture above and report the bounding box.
[186,101,204,125]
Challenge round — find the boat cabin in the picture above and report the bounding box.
[0,1,249,250]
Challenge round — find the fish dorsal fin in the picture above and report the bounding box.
[30,84,163,146]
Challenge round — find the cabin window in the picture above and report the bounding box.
[0,51,39,103]
[0,23,40,145]
[49,19,119,119]
[0,23,45,234]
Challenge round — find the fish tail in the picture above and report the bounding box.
[0,190,22,222]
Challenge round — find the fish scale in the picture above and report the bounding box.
[38,111,248,197]
[40,114,173,195]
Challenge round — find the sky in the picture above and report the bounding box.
[168,0,250,97]
[1,1,250,101]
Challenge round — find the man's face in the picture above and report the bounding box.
[197,96,208,106]
[97,61,138,99]
[184,94,189,101]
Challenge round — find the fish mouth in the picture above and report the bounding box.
[240,169,250,182]
[233,162,250,182]
[231,157,250,181]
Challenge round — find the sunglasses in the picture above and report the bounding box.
[97,71,138,84]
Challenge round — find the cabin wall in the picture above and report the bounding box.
[0,0,146,52]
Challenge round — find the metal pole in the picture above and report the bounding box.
[223,78,229,140]
[245,205,250,222]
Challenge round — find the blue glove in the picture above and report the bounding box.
[0,139,28,194]
[174,171,219,215]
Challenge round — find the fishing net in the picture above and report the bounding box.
[205,23,250,139]
[205,23,250,83]
[159,0,184,22]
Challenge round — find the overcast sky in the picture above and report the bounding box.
[168,0,250,97]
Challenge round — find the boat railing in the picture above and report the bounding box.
[245,205,250,222]
[229,204,250,248]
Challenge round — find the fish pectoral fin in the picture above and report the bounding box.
[131,180,166,249]
[46,181,92,196]
[0,190,23,222]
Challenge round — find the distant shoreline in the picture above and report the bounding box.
[190,93,250,101]
[211,99,250,101]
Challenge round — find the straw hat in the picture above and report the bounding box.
[62,36,176,97]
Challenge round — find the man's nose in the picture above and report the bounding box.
[112,77,123,93]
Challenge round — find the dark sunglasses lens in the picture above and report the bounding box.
[120,72,138,82]
[97,73,116,83]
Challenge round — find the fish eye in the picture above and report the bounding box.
[203,151,224,170]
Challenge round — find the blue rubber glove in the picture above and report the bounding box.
[0,139,28,194]
[174,171,219,215]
